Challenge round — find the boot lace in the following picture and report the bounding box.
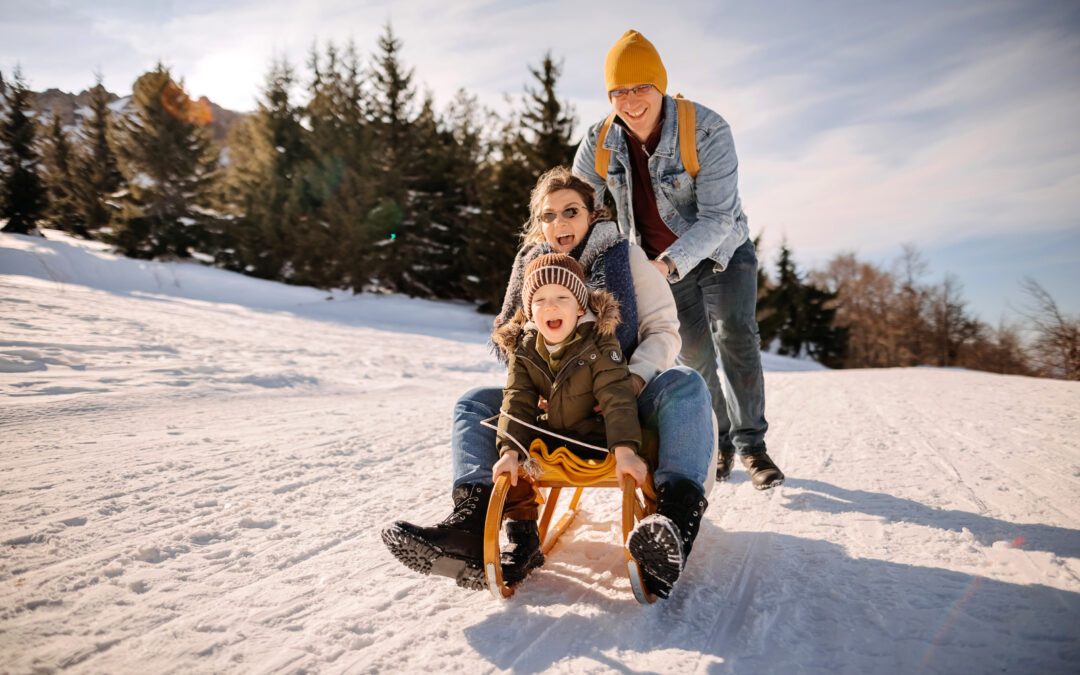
[441,488,480,526]
[657,484,707,550]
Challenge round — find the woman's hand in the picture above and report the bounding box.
[613,446,648,488]
[493,451,520,486]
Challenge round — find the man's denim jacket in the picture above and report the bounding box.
[572,95,749,281]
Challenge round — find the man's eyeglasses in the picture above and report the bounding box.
[540,206,585,223]
[609,83,656,98]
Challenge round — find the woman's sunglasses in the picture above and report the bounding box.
[540,206,585,223]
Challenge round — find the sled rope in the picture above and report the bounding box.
[480,413,610,455]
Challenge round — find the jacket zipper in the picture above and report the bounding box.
[519,337,594,394]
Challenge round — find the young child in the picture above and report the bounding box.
[490,252,649,584]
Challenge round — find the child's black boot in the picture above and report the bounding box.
[500,519,544,585]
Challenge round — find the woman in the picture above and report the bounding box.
[382,167,715,600]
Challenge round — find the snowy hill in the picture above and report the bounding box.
[1,232,1077,674]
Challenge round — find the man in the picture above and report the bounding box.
[572,29,784,489]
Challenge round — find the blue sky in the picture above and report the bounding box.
[2,0,1078,322]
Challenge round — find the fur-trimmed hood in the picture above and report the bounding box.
[492,288,622,355]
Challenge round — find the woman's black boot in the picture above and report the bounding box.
[382,483,493,590]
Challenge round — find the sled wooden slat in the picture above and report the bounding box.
[536,486,560,544]
[483,438,657,603]
[540,487,584,555]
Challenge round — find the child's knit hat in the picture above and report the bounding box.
[604,30,667,98]
[522,253,590,320]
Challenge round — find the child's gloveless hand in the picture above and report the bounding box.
[493,451,520,486]
[613,446,647,487]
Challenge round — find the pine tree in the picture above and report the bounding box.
[0,67,47,234]
[39,107,84,234]
[73,76,123,232]
[367,22,420,292]
[758,244,801,352]
[303,41,375,289]
[110,65,220,258]
[752,234,769,304]
[402,91,479,299]
[438,89,495,303]
[758,243,847,367]
[464,52,579,310]
[224,56,313,280]
[369,22,415,207]
[467,112,535,311]
[801,281,848,368]
[518,52,577,173]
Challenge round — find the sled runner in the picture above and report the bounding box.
[480,416,660,604]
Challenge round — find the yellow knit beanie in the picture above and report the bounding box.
[604,30,667,98]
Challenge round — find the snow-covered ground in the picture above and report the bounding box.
[1,231,1078,674]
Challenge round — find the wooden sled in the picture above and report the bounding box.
[482,437,659,603]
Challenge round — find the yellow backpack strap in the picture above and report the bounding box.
[594,112,616,180]
[674,95,699,179]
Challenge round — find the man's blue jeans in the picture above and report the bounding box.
[669,239,768,457]
[451,366,713,492]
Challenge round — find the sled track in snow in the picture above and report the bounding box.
[691,480,787,672]
[938,425,1080,524]
[697,528,772,664]
[498,496,648,669]
[873,381,1080,525]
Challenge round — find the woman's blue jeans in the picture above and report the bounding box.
[451,366,713,493]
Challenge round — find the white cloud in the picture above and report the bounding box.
[732,10,1080,265]
[744,91,1080,264]
[2,0,1077,305]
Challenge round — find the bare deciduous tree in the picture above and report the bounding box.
[1019,278,1080,380]
[960,320,1032,376]
[894,244,931,366]
[811,253,899,368]
[810,248,1038,376]
[928,273,979,367]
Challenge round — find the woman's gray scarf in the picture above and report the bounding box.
[492,221,638,359]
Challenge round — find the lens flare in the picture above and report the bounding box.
[160,80,212,127]
[919,537,1025,672]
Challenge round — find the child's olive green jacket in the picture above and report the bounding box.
[492,289,642,461]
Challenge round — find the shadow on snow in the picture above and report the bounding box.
[780,478,1080,559]
[463,523,1079,674]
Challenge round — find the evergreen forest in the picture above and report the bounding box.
[1,25,1076,379]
